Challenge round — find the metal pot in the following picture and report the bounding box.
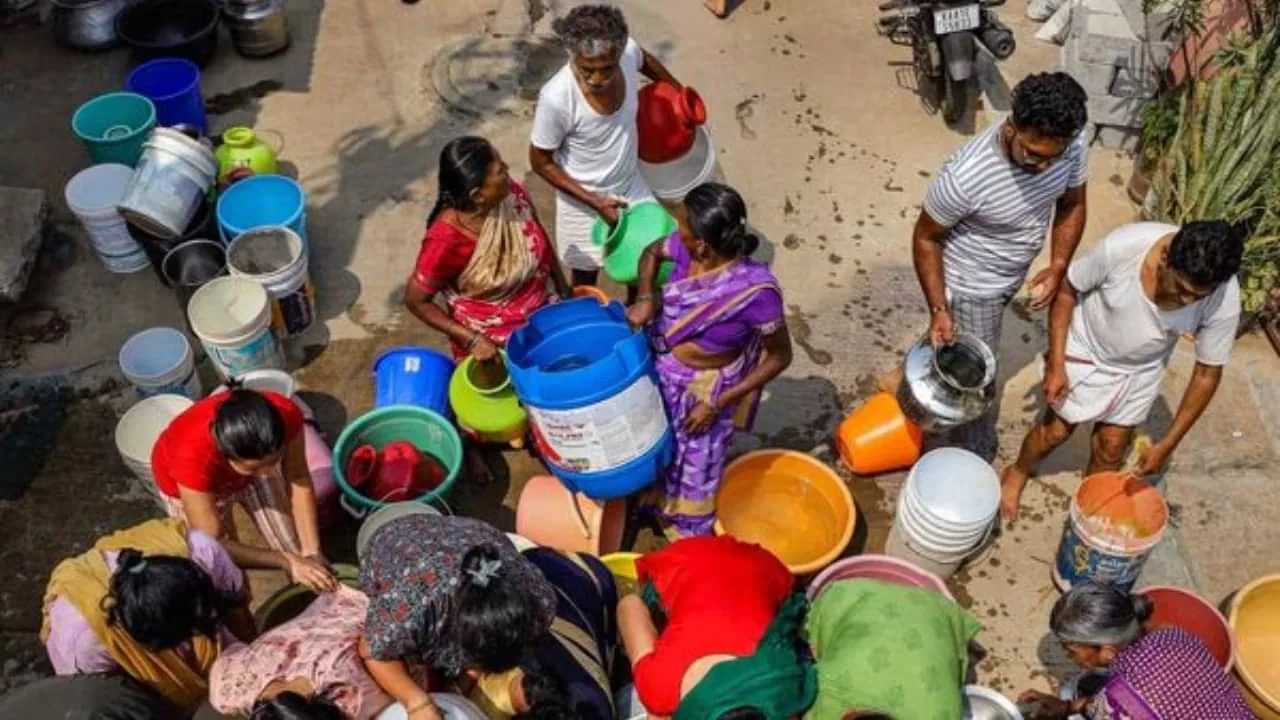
[51,0,131,50]
[897,331,997,431]
[222,0,289,57]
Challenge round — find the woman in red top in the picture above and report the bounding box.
[618,536,816,719]
[404,135,570,362]
[151,387,337,594]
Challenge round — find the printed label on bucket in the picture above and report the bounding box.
[1054,523,1151,593]
[271,281,316,337]
[527,376,668,474]
[207,329,282,378]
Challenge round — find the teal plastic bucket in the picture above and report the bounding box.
[332,405,463,517]
[591,202,677,286]
[71,92,157,167]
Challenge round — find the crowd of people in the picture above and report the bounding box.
[6,3,1258,719]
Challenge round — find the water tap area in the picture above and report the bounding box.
[2,0,1280,710]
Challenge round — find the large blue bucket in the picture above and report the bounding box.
[507,298,673,499]
[125,58,208,134]
[373,346,455,418]
[216,174,307,244]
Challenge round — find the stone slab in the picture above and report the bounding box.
[1088,92,1147,127]
[1092,122,1142,151]
[0,187,47,303]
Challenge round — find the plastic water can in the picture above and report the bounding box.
[448,354,527,444]
[506,298,673,499]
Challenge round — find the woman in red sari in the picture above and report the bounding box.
[405,136,571,480]
[406,136,571,360]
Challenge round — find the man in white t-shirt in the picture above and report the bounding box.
[999,221,1245,518]
[912,72,1089,462]
[529,4,683,288]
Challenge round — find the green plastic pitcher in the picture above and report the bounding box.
[215,127,281,182]
[448,353,528,445]
[592,201,678,286]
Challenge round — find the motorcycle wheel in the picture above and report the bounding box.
[942,73,970,125]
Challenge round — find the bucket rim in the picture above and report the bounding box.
[65,163,136,212]
[332,405,464,510]
[118,326,192,381]
[71,93,156,143]
[1228,573,1280,708]
[372,345,455,374]
[457,353,513,396]
[902,483,998,532]
[116,0,220,50]
[805,553,954,602]
[144,127,219,180]
[217,174,306,233]
[897,499,992,557]
[226,225,306,281]
[639,125,717,200]
[187,275,273,344]
[126,57,202,100]
[114,393,194,457]
[1137,584,1235,672]
[900,491,995,541]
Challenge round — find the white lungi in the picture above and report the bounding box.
[1051,358,1164,427]
[554,173,655,271]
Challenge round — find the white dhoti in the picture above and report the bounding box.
[1050,356,1165,427]
[554,173,655,271]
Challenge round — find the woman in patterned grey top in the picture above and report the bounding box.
[357,510,556,720]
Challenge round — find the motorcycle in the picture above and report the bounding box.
[877,0,1017,124]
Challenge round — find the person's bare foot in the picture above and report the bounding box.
[998,465,1029,521]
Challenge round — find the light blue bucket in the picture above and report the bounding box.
[216,174,307,244]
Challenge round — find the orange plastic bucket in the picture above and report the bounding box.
[515,475,625,556]
[835,392,924,475]
[572,285,610,304]
[1229,574,1280,719]
[714,450,856,575]
[1053,472,1168,593]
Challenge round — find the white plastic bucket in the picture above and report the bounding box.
[638,125,718,201]
[376,694,486,720]
[187,276,283,381]
[226,226,315,337]
[118,128,218,239]
[64,163,150,273]
[118,326,202,399]
[215,368,296,397]
[114,394,193,505]
[885,447,999,579]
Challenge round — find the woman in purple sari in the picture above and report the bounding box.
[627,183,793,539]
[1018,582,1253,719]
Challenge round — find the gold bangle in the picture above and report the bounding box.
[405,699,434,715]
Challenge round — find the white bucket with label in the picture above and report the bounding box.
[118,127,218,240]
[114,393,193,505]
[118,326,202,399]
[64,163,151,273]
[885,447,999,579]
[226,225,315,337]
[187,276,283,381]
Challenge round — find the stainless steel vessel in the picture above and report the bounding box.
[897,331,997,431]
[223,0,289,57]
[51,0,131,50]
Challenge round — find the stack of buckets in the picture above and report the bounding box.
[886,447,1000,579]
[64,163,152,274]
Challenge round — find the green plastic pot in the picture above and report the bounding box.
[448,353,528,445]
[592,201,678,286]
[332,405,463,516]
[214,126,281,182]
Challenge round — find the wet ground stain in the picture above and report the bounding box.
[785,305,833,366]
[206,80,285,116]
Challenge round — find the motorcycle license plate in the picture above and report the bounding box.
[933,4,981,34]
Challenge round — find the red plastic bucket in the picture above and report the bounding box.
[807,554,954,603]
[1140,585,1235,671]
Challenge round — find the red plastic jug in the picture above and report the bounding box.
[637,82,707,164]
[344,444,380,491]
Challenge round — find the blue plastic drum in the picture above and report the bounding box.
[373,346,455,419]
[506,298,674,499]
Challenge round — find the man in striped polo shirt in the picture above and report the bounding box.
[912,72,1089,462]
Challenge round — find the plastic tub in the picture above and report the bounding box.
[714,450,856,575]
[115,0,220,67]
[807,554,954,603]
[64,163,150,273]
[1229,574,1280,719]
[118,127,218,240]
[506,298,673,499]
[515,475,625,556]
[114,393,193,502]
[216,174,307,243]
[162,239,227,312]
[118,327,201,399]
[71,92,156,167]
[187,276,283,380]
[332,406,463,517]
[124,58,207,133]
[373,346,455,418]
[226,226,315,337]
[1139,585,1234,671]
[1053,472,1167,593]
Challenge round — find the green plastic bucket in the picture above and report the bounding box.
[332,405,463,516]
[592,201,677,286]
[71,92,157,167]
